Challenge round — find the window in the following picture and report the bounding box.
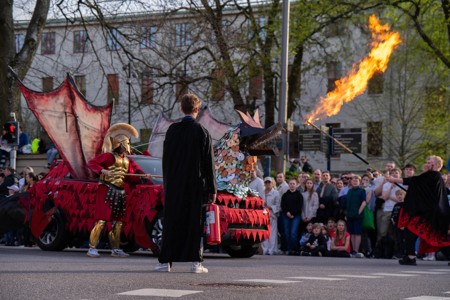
[211,68,225,102]
[74,75,86,96]
[15,34,24,53]
[107,74,119,103]
[368,72,384,95]
[140,26,157,49]
[327,62,342,92]
[176,76,189,101]
[41,32,56,55]
[42,77,54,92]
[326,22,342,38]
[175,23,192,47]
[248,72,263,100]
[367,122,382,156]
[141,71,154,104]
[107,28,122,51]
[73,30,88,53]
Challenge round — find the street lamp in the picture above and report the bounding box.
[126,62,131,125]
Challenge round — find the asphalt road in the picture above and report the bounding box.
[0,246,449,300]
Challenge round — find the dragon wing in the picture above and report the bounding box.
[14,70,112,178]
[147,107,232,158]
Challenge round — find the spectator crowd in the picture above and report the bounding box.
[251,157,450,261]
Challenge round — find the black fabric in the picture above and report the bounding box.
[403,171,450,235]
[159,118,216,263]
[280,190,303,216]
[0,194,27,234]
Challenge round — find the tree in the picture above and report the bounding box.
[0,0,51,124]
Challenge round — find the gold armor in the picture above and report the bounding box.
[100,153,129,188]
[89,220,123,249]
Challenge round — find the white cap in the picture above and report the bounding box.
[264,177,272,182]
[7,185,19,192]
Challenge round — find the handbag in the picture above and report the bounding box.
[362,206,375,230]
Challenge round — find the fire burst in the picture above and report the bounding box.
[306,15,401,123]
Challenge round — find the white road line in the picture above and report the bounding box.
[401,271,448,275]
[236,279,301,284]
[332,274,383,279]
[404,296,450,300]
[371,273,418,277]
[287,276,346,281]
[445,292,450,294]
[117,288,203,297]
[429,269,450,272]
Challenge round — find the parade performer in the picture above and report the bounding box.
[387,155,450,265]
[86,123,152,258]
[154,94,216,273]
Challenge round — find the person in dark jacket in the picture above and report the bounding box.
[281,178,304,255]
[301,223,328,256]
[155,94,216,273]
[0,167,16,195]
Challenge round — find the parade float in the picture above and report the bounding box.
[3,72,281,257]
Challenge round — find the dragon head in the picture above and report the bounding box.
[214,110,282,198]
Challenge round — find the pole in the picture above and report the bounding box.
[307,120,407,191]
[277,0,290,173]
[127,62,131,125]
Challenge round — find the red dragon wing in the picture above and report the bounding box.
[147,107,232,158]
[14,71,112,178]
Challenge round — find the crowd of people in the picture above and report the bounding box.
[252,156,450,263]
[0,166,47,247]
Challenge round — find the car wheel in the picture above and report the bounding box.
[149,211,163,256]
[35,210,68,251]
[223,244,259,258]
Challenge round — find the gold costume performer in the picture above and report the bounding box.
[86,123,150,258]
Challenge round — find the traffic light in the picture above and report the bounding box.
[3,121,19,146]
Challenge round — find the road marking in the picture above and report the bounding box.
[404,296,450,300]
[287,276,346,281]
[429,269,450,272]
[401,271,448,275]
[236,279,301,284]
[332,274,383,279]
[371,273,418,277]
[117,288,202,297]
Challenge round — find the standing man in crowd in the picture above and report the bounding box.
[316,171,338,224]
[387,155,450,265]
[300,156,313,173]
[249,168,265,199]
[276,172,289,253]
[155,94,216,273]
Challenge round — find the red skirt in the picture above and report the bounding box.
[398,209,450,252]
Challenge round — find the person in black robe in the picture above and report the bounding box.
[155,94,216,273]
[387,155,450,265]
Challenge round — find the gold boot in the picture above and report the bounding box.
[87,220,106,257]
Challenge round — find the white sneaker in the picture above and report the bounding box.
[191,262,208,274]
[111,249,130,258]
[87,248,100,258]
[423,255,436,261]
[154,263,171,272]
[355,252,365,258]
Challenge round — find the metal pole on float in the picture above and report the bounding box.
[277,0,290,173]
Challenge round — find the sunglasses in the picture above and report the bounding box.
[341,177,348,180]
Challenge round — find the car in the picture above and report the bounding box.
[28,154,270,257]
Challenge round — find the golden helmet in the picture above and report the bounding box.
[102,123,138,154]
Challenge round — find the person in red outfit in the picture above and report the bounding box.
[86,123,152,258]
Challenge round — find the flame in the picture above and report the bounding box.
[306,15,401,123]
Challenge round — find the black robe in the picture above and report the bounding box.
[399,171,450,249]
[159,117,216,263]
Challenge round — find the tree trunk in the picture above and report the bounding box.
[0,0,15,124]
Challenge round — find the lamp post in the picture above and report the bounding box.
[126,62,131,125]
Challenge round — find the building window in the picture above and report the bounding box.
[175,23,192,47]
[367,121,382,156]
[327,62,342,92]
[107,28,122,51]
[249,72,263,100]
[211,68,225,102]
[107,74,119,103]
[368,72,384,95]
[15,34,24,53]
[176,76,189,101]
[141,71,154,104]
[326,22,342,38]
[42,77,54,92]
[140,26,157,49]
[74,75,86,96]
[41,32,56,55]
[73,30,88,53]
